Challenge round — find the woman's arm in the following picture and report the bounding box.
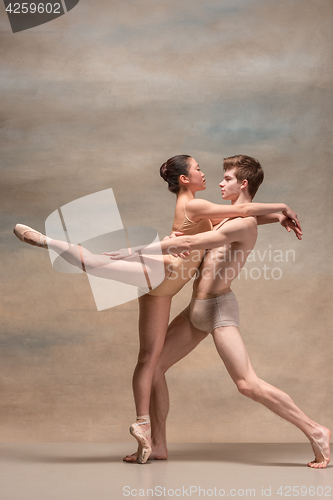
[185,199,300,229]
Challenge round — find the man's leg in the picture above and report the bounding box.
[212,325,331,468]
[124,315,208,461]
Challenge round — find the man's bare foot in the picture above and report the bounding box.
[123,444,168,463]
[307,426,331,469]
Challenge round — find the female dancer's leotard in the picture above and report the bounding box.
[146,206,212,297]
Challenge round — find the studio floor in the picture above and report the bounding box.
[0,443,332,500]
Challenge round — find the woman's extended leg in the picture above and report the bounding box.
[212,325,331,468]
[14,225,167,288]
[124,294,172,463]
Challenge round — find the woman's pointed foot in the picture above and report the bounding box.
[13,224,50,248]
[129,416,152,464]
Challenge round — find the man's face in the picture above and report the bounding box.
[219,168,242,201]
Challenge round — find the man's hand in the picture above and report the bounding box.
[103,231,189,260]
[102,248,136,260]
[279,215,302,240]
[163,232,189,258]
[162,232,183,240]
[282,206,302,233]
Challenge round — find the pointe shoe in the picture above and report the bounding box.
[13,224,49,248]
[129,415,152,464]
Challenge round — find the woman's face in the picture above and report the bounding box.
[187,157,206,191]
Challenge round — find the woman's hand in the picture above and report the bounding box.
[279,215,303,240]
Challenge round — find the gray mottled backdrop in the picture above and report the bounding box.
[1,0,332,442]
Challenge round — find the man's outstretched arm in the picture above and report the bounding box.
[257,214,302,240]
[105,212,301,260]
[104,218,247,260]
[160,217,252,255]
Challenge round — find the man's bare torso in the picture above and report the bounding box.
[193,216,258,294]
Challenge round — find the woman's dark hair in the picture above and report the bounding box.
[160,155,191,194]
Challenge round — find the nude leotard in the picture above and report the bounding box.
[146,207,212,297]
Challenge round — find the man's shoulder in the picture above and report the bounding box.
[222,215,257,231]
[218,216,257,244]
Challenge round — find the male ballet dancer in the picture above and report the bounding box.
[124,155,330,468]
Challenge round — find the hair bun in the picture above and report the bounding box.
[160,162,168,181]
[159,155,191,194]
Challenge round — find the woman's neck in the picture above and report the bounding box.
[176,188,196,204]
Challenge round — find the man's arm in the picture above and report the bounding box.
[257,214,281,225]
[160,217,253,255]
[105,212,301,260]
[257,214,302,240]
[105,219,249,259]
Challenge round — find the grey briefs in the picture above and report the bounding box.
[180,288,239,333]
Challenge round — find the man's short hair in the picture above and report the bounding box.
[223,154,264,199]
